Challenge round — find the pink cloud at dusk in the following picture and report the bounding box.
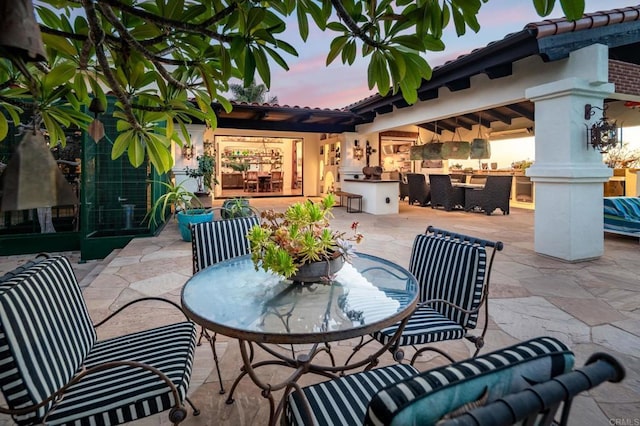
[262,0,638,109]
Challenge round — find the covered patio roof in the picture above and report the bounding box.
[212,5,640,134]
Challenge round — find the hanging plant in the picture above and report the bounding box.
[442,141,470,159]
[470,115,491,159]
[422,143,444,160]
[410,145,424,160]
[470,138,491,159]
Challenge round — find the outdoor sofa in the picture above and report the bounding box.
[604,196,640,240]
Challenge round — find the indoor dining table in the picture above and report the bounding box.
[181,253,418,425]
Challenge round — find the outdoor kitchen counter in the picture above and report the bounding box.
[341,179,399,215]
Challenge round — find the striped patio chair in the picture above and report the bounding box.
[348,226,503,366]
[190,215,260,393]
[0,255,198,425]
[284,336,624,426]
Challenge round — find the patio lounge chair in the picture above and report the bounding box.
[284,336,625,426]
[604,196,640,240]
[406,173,431,206]
[0,254,198,425]
[465,175,513,215]
[429,174,464,211]
[190,216,260,393]
[346,226,502,365]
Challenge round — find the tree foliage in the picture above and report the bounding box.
[230,81,278,104]
[0,0,585,173]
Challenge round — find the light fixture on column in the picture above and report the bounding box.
[585,104,619,154]
[182,144,195,160]
[353,140,364,160]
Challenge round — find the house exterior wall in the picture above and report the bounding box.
[609,59,640,97]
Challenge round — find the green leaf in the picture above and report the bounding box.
[327,35,349,65]
[559,0,584,20]
[112,130,132,159]
[246,7,266,31]
[127,134,145,168]
[451,6,466,36]
[262,45,290,70]
[390,35,424,51]
[0,114,8,141]
[296,5,309,41]
[43,63,77,91]
[41,33,78,57]
[533,0,556,17]
[253,47,272,87]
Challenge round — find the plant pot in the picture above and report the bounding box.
[177,209,213,242]
[290,255,345,283]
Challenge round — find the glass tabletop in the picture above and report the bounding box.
[181,253,418,344]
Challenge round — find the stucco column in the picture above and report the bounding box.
[525,45,613,261]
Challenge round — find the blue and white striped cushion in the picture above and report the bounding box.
[371,305,464,346]
[409,234,487,328]
[191,216,260,273]
[285,364,419,426]
[43,321,197,425]
[0,256,97,425]
[365,336,573,426]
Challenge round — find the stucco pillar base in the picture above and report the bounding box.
[526,45,613,262]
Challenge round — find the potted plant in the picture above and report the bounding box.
[247,194,363,282]
[147,178,213,242]
[220,197,259,219]
[185,154,218,207]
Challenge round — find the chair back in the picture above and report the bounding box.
[469,174,487,185]
[409,226,502,328]
[429,174,464,210]
[484,175,512,193]
[0,256,96,424]
[406,173,430,205]
[365,337,575,426]
[191,216,260,273]
[246,171,258,181]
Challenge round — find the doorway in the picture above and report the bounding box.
[211,135,303,198]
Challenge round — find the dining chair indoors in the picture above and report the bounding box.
[190,216,260,393]
[347,226,503,366]
[244,170,259,192]
[270,170,284,191]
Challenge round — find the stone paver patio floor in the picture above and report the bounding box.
[1,197,639,425]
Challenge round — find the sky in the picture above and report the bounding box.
[261,0,639,109]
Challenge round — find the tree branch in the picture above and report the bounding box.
[330,0,384,49]
[82,0,140,131]
[97,3,190,90]
[98,0,232,43]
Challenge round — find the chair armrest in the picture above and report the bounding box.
[93,297,190,328]
[1,359,184,418]
[418,297,483,316]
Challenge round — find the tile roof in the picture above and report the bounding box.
[527,5,640,38]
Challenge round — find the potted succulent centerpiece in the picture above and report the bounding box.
[184,154,218,207]
[147,178,213,242]
[247,194,363,283]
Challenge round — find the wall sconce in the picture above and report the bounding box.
[182,144,195,160]
[353,140,364,160]
[585,104,619,154]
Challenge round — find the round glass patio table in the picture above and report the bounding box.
[181,252,418,345]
